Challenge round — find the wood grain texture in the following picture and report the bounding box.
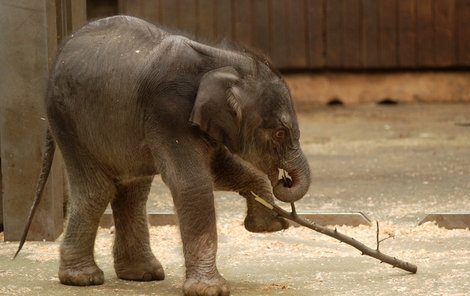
[233,0,252,46]
[252,0,270,55]
[214,0,232,39]
[378,0,398,67]
[197,0,215,40]
[325,0,342,68]
[160,0,178,28]
[397,0,416,67]
[457,0,470,65]
[362,0,380,68]
[285,0,307,68]
[306,0,325,68]
[115,0,467,69]
[178,0,197,35]
[342,0,362,68]
[416,0,435,66]
[271,0,289,68]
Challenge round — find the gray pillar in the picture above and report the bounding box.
[0,144,3,232]
[0,0,85,241]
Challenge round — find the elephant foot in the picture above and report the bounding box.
[115,257,165,281]
[59,264,104,286]
[244,214,289,233]
[183,274,230,296]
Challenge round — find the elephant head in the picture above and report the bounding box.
[190,61,311,203]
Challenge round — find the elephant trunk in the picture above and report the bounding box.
[273,148,311,203]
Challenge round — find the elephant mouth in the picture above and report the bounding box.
[270,150,311,203]
[268,168,283,187]
[268,169,292,187]
[280,170,293,188]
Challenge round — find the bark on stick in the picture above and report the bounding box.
[251,192,418,274]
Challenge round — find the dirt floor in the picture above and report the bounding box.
[1,103,469,295]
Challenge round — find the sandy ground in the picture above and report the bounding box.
[1,104,469,295]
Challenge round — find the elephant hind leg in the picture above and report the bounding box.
[111,176,165,282]
[59,157,115,286]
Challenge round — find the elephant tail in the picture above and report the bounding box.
[13,128,56,259]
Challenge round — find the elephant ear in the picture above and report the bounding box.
[190,66,243,152]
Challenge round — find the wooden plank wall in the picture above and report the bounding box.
[118,0,470,70]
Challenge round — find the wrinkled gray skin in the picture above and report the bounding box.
[47,16,310,296]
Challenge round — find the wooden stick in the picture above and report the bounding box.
[251,192,418,274]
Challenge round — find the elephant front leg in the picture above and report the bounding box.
[212,149,289,233]
[243,192,289,232]
[170,181,229,296]
[176,187,228,294]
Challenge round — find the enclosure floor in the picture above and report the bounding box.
[2,103,470,295]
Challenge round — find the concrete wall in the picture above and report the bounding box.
[0,0,85,241]
[286,72,470,108]
[0,143,2,232]
[0,0,63,241]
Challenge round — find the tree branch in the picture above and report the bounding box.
[251,192,417,274]
[376,221,394,251]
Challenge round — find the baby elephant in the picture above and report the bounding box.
[19,16,311,296]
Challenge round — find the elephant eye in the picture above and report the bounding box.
[274,129,287,141]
